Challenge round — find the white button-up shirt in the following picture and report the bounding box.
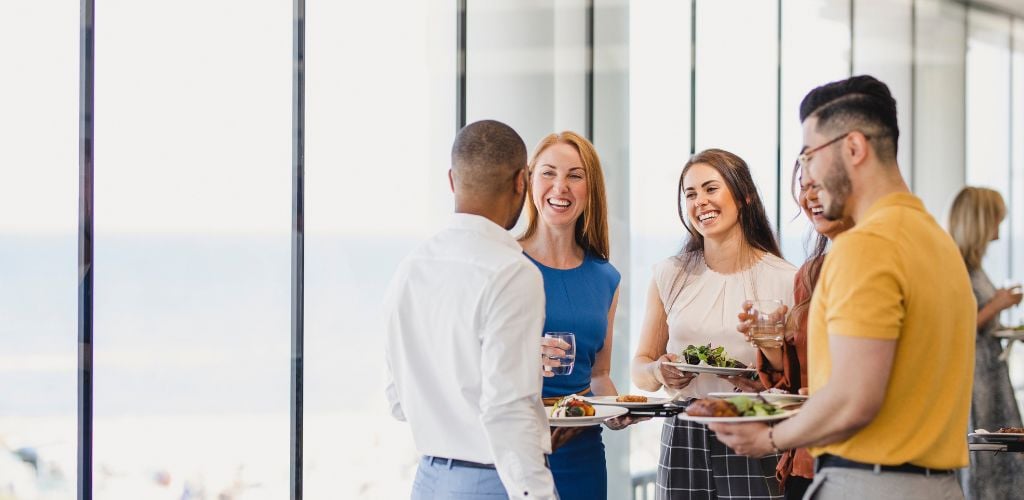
[384,213,556,499]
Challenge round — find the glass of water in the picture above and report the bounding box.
[749,299,786,348]
[543,332,576,375]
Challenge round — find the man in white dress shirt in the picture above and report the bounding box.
[384,120,558,499]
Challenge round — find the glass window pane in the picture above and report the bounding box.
[467,0,553,147]
[1009,13,1024,442]
[853,0,914,184]
[694,0,779,232]
[0,2,78,497]
[94,2,292,497]
[966,8,1012,283]
[913,0,966,218]
[304,1,453,496]
[779,0,851,264]
[627,0,692,480]
[1012,18,1024,304]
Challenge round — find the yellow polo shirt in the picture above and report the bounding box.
[807,192,975,469]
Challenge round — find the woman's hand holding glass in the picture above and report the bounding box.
[992,286,1023,311]
[540,334,574,378]
[737,300,790,347]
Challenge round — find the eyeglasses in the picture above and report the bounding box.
[796,131,869,169]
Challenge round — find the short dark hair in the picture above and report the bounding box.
[799,75,899,162]
[451,120,527,195]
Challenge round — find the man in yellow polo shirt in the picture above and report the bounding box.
[710,75,975,499]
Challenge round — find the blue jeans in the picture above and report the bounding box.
[411,456,508,499]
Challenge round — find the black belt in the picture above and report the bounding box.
[817,454,955,476]
[426,456,496,470]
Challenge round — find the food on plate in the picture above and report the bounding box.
[686,398,739,417]
[762,388,787,394]
[997,427,1024,433]
[681,343,747,368]
[551,395,596,417]
[685,396,782,418]
[616,395,648,403]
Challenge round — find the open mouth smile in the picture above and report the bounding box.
[547,197,572,211]
[697,210,720,225]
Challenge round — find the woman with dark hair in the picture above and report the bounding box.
[632,149,796,499]
[519,131,622,500]
[948,186,1024,500]
[735,162,853,500]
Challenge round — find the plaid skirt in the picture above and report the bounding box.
[656,416,783,500]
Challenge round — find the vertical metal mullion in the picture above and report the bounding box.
[775,0,783,239]
[963,2,969,188]
[585,0,594,141]
[77,1,95,499]
[1009,17,1015,280]
[290,0,305,498]
[849,0,855,76]
[689,0,696,155]
[457,0,467,131]
[910,0,917,191]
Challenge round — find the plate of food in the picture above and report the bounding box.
[584,395,675,409]
[676,395,798,424]
[759,389,808,405]
[707,392,760,399]
[663,344,756,376]
[547,395,628,427]
[969,427,1024,443]
[994,327,1024,340]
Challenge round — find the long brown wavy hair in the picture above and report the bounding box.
[665,149,782,308]
[675,149,781,259]
[520,131,610,260]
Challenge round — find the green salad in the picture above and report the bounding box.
[681,343,746,368]
[727,396,782,417]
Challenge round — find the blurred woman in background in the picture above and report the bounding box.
[949,186,1024,500]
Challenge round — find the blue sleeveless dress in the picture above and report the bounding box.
[526,252,621,500]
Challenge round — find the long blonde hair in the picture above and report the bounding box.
[949,187,1005,271]
[520,131,610,260]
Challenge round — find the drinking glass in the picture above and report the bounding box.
[1002,279,1023,327]
[749,299,786,348]
[543,332,576,375]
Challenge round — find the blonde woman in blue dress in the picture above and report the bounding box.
[519,131,622,500]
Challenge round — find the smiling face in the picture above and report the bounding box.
[682,163,740,240]
[530,142,589,229]
[798,165,846,239]
[802,118,853,222]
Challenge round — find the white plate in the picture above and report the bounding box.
[707,392,760,399]
[759,392,809,405]
[969,431,1024,443]
[663,361,756,376]
[584,395,674,409]
[677,408,799,424]
[546,404,628,427]
[994,329,1024,340]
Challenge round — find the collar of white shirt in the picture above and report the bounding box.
[449,212,519,251]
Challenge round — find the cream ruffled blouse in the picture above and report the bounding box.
[654,253,797,399]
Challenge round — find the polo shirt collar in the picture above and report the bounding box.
[860,192,924,223]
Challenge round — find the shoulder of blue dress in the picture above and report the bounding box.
[585,253,622,288]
